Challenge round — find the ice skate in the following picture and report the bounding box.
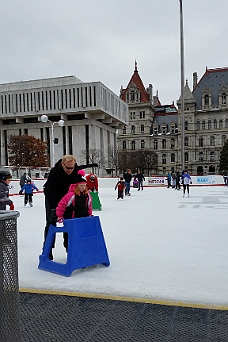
[29,202,33,207]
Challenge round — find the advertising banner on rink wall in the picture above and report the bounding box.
[147,177,166,186]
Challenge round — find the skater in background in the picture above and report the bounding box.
[133,177,138,188]
[175,170,181,190]
[115,177,126,199]
[19,179,39,207]
[19,172,30,188]
[123,168,132,196]
[166,172,172,188]
[56,174,92,251]
[182,170,192,197]
[0,171,14,210]
[135,169,145,191]
[171,173,176,189]
[86,171,98,192]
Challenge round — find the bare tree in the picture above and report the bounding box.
[105,147,118,176]
[118,150,158,176]
[80,148,105,174]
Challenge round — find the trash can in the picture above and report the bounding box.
[0,210,21,342]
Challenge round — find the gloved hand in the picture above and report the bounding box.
[9,202,14,210]
[19,190,23,195]
[56,217,64,227]
[50,209,57,226]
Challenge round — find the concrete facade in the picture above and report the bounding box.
[0,76,128,175]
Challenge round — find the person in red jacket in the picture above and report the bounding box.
[115,177,126,199]
[86,171,98,192]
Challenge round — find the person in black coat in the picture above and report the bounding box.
[43,154,97,259]
[135,170,145,191]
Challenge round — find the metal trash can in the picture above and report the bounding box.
[0,210,21,342]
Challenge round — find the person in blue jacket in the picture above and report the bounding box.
[19,179,38,207]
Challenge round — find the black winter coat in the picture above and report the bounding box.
[44,159,97,209]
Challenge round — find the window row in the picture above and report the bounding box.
[196,118,228,130]
[198,151,217,161]
[123,125,146,134]
[122,140,146,150]
[0,86,97,114]
[203,92,227,106]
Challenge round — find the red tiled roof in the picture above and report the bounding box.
[120,62,150,103]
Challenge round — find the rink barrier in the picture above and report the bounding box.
[8,175,225,196]
[38,216,110,277]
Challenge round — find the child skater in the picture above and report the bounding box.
[19,179,38,207]
[56,172,92,252]
[115,177,126,199]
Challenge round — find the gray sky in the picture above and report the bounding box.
[1,0,227,105]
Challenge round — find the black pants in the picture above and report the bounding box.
[183,184,189,194]
[117,189,124,199]
[138,181,143,190]
[24,193,33,204]
[44,198,68,251]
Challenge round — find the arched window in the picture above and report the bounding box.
[222,92,226,105]
[210,136,215,146]
[208,120,211,129]
[123,141,126,150]
[184,136,188,146]
[162,139,166,149]
[141,124,144,133]
[162,153,166,164]
[171,153,175,162]
[199,152,203,161]
[132,140,135,150]
[141,140,145,149]
[199,137,203,147]
[131,125,135,134]
[204,94,209,106]
[123,126,126,134]
[214,119,217,129]
[222,135,226,145]
[196,121,200,130]
[154,140,158,150]
[130,90,135,101]
[202,120,205,130]
[185,152,189,162]
[219,120,223,129]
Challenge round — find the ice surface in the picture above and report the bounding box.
[14,185,228,306]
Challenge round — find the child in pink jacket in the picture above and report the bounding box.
[56,174,92,222]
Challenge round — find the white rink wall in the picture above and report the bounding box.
[9,175,225,195]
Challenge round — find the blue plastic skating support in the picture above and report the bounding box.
[38,216,110,276]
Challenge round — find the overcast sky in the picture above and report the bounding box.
[1,0,227,105]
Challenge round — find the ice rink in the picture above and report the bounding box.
[13,184,228,308]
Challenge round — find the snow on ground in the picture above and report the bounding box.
[14,185,228,307]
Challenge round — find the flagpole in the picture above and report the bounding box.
[179,0,185,171]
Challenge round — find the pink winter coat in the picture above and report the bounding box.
[56,184,92,219]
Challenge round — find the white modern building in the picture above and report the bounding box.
[0,76,128,175]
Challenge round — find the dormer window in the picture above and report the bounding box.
[222,93,226,105]
[126,83,140,104]
[204,94,209,106]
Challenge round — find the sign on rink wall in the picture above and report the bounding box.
[147,177,166,186]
